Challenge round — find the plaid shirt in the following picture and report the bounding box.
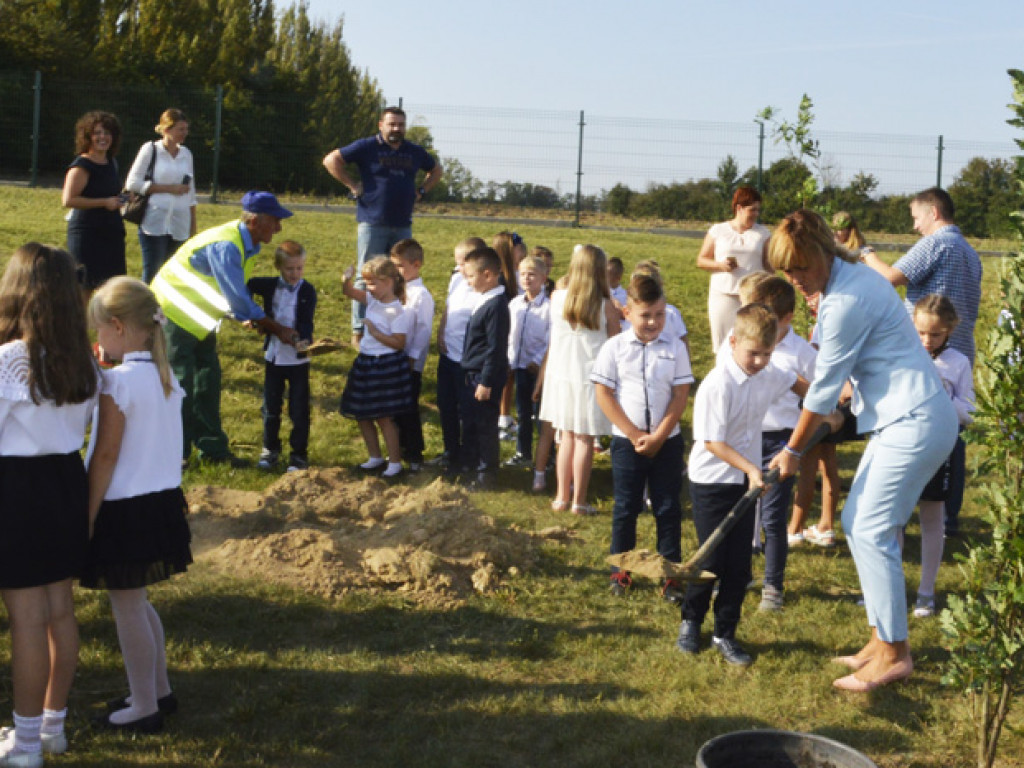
[895,225,982,365]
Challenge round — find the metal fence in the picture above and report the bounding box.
[0,70,1016,206]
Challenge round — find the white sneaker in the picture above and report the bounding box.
[913,595,936,618]
[0,727,65,756]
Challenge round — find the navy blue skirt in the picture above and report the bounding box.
[80,487,192,590]
[340,351,415,420]
[0,453,89,588]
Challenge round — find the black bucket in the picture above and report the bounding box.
[696,729,878,768]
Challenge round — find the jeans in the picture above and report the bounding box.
[513,367,539,459]
[164,320,229,460]
[681,481,751,640]
[352,222,411,332]
[139,232,184,284]
[262,361,311,464]
[610,433,684,562]
[758,429,796,590]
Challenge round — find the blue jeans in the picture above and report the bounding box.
[610,433,684,562]
[758,429,796,591]
[139,232,184,284]
[352,222,411,332]
[262,361,310,464]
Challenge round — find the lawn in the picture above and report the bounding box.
[0,185,1019,767]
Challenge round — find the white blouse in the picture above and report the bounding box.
[707,221,771,296]
[126,140,197,241]
[0,341,96,456]
[86,351,184,500]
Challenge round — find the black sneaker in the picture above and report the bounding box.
[712,636,753,666]
[609,571,631,596]
[287,456,309,473]
[675,620,701,654]
[258,449,280,471]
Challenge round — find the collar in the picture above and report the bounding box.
[376,133,404,151]
[123,351,153,363]
[930,340,950,359]
[277,277,301,293]
[723,353,755,385]
[628,328,662,347]
[524,291,547,308]
[238,221,259,257]
[478,286,505,303]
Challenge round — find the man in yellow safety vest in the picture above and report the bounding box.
[153,191,297,465]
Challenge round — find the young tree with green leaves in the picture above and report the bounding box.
[940,67,1024,768]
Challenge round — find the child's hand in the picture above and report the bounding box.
[363,319,377,337]
[635,433,662,457]
[295,339,310,353]
[343,265,355,281]
[746,468,765,493]
[475,384,492,401]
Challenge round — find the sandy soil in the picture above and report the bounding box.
[187,469,575,607]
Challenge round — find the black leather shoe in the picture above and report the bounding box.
[92,710,164,734]
[106,691,178,716]
[712,636,753,666]
[675,620,701,654]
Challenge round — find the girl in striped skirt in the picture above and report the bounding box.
[341,257,414,478]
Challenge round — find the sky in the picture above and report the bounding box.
[300,0,1024,193]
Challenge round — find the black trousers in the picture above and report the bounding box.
[458,369,504,474]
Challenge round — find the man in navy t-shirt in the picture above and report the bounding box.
[323,107,442,345]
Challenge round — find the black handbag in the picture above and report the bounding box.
[122,141,158,225]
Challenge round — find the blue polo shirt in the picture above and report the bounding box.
[340,135,436,227]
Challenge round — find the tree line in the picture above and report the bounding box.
[0,0,382,191]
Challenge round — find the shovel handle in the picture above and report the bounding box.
[679,421,832,575]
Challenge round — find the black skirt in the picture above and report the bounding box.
[0,452,89,588]
[80,487,193,590]
[340,351,415,420]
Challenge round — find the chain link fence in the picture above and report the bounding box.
[1,71,1016,209]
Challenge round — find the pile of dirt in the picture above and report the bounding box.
[187,469,574,606]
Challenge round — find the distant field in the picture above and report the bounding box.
[0,186,1019,767]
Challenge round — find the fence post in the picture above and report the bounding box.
[754,119,765,193]
[30,71,41,187]
[211,85,223,203]
[574,110,585,228]
[936,134,944,188]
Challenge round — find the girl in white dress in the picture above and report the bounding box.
[538,245,620,514]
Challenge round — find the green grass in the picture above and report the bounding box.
[0,185,1021,767]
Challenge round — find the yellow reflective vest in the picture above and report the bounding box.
[152,221,257,339]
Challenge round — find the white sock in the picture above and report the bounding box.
[109,590,160,723]
[360,457,386,470]
[534,470,545,481]
[40,708,65,738]
[382,462,403,477]
[12,712,41,756]
[498,415,512,429]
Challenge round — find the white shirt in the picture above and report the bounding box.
[360,297,413,357]
[933,346,975,426]
[265,279,307,366]
[610,284,628,308]
[591,330,694,439]
[0,340,96,455]
[507,291,551,369]
[125,140,197,241]
[442,271,476,363]
[689,354,796,485]
[707,222,771,296]
[471,285,506,314]
[404,278,435,373]
[86,352,184,499]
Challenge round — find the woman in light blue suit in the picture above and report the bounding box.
[768,210,957,692]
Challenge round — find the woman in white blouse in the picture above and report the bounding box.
[695,186,771,351]
[125,109,197,283]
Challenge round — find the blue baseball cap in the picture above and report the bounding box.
[241,191,293,219]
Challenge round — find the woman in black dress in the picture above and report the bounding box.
[61,111,127,291]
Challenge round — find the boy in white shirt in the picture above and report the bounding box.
[607,256,628,311]
[390,239,434,472]
[746,277,817,612]
[678,303,810,666]
[431,237,485,472]
[592,274,694,599]
[504,255,551,469]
